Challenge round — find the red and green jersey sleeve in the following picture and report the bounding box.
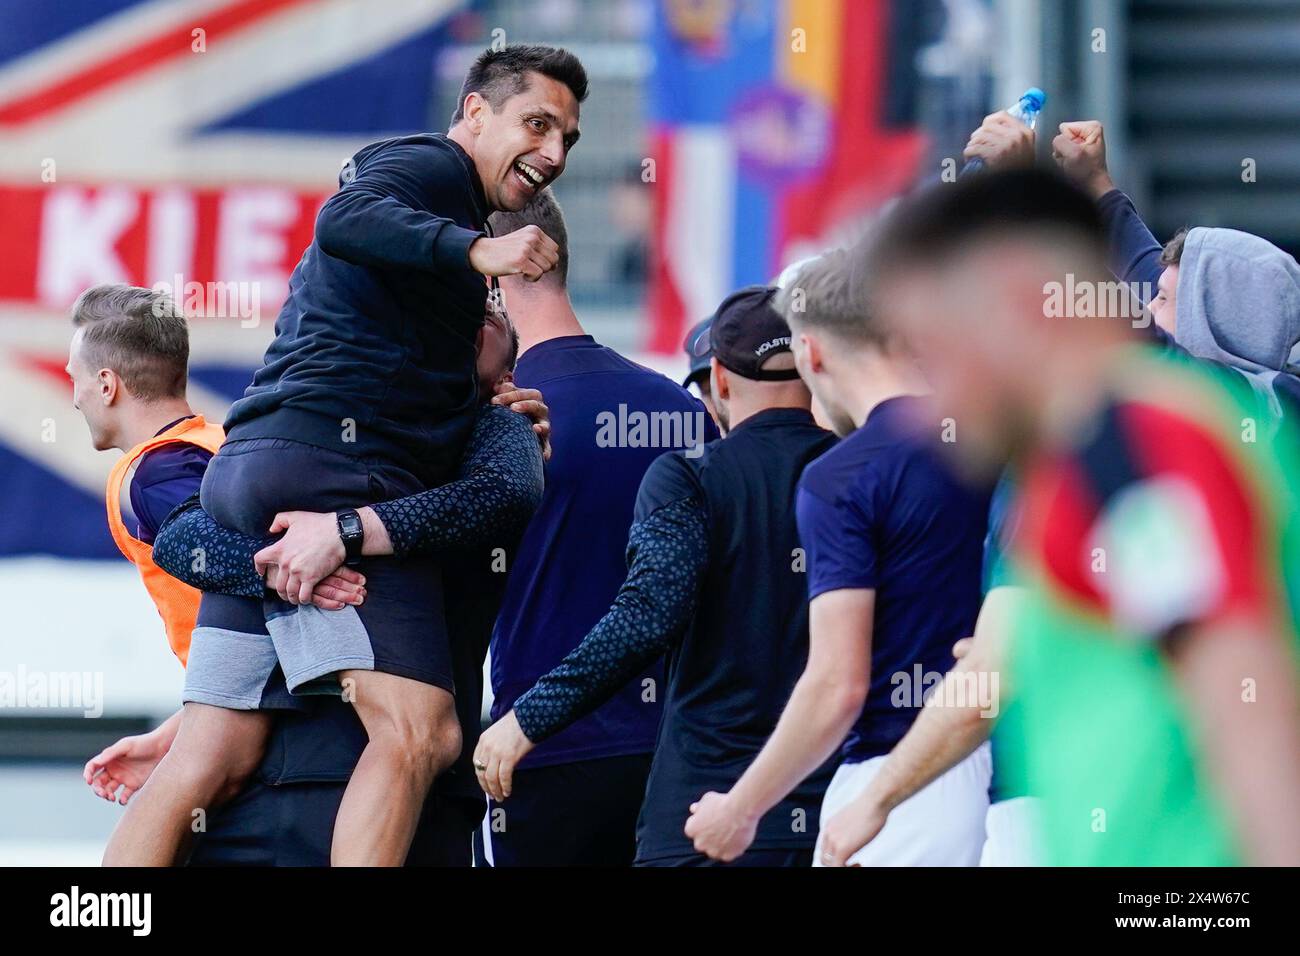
[1016,363,1289,646]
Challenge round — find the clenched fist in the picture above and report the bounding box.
[468,224,560,281]
[1051,120,1116,199]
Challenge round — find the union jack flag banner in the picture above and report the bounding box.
[0,0,474,558]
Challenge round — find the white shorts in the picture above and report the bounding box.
[813,742,991,866]
[979,796,1044,866]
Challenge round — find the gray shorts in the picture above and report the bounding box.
[183,594,307,711]
[182,438,452,709]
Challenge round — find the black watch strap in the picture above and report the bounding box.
[337,509,364,566]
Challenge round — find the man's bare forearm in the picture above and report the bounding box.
[1175,621,1300,866]
[728,671,864,823]
[860,656,996,814]
[729,590,875,822]
[860,594,1014,811]
[154,708,184,747]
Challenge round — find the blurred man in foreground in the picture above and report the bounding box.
[859,169,1300,866]
[822,107,1300,869]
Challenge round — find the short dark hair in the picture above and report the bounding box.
[452,44,588,124]
[489,187,570,286]
[485,293,520,372]
[502,308,521,371]
[71,284,189,401]
[869,168,1107,279]
[1160,227,1190,267]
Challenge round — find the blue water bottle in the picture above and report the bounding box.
[962,87,1046,175]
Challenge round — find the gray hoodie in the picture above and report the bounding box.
[1177,227,1300,417]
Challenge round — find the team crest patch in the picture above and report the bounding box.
[1086,475,1225,640]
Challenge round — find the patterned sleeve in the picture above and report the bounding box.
[370,405,544,558]
[513,459,708,743]
[152,494,267,598]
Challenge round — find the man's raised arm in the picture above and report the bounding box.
[315,140,559,280]
[1051,120,1164,296]
[314,140,486,274]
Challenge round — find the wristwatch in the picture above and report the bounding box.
[337,509,364,567]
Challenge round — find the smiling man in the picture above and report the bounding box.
[101,44,587,868]
[452,48,584,220]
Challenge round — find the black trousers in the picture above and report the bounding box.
[187,779,481,867]
[636,848,814,867]
[473,753,652,867]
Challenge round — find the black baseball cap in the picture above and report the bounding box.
[709,285,801,381]
[681,317,714,387]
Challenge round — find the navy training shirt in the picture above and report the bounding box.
[128,416,212,544]
[492,335,719,768]
[796,395,990,764]
[634,407,839,862]
[224,134,489,487]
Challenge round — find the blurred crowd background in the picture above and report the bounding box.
[0,0,1295,863]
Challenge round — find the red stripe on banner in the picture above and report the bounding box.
[646,127,688,355]
[0,0,316,127]
[15,352,75,391]
[0,181,332,309]
[191,189,223,290]
[116,189,150,285]
[778,0,926,254]
[0,185,44,300]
